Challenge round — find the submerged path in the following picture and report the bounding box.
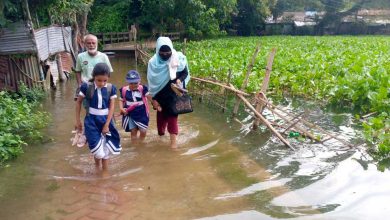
[1,54,390,220]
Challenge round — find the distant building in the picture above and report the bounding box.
[264,9,390,35]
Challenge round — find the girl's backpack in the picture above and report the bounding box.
[85,82,112,115]
[121,85,149,116]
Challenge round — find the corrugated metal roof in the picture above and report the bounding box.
[0,22,36,55]
[34,28,49,60]
[35,26,72,61]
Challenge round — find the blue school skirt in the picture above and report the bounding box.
[84,114,121,159]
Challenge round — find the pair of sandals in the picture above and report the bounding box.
[71,130,87,148]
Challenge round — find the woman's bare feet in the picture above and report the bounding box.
[170,134,177,149]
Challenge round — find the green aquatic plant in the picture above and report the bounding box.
[182,36,389,156]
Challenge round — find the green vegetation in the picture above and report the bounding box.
[88,1,130,33]
[2,1,390,38]
[183,36,389,156]
[0,83,50,166]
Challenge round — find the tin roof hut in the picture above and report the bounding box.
[0,22,73,92]
[0,22,42,91]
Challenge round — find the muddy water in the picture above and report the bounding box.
[1,53,390,220]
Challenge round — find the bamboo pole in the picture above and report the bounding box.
[235,92,294,150]
[232,43,261,116]
[191,77,249,96]
[362,112,377,119]
[255,96,318,140]
[282,112,305,133]
[253,48,276,129]
[256,96,354,147]
[134,27,138,71]
[183,38,187,55]
[223,69,233,112]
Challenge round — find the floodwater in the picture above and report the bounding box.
[1,53,390,220]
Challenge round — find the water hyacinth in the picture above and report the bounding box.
[178,36,390,156]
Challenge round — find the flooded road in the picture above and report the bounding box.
[1,53,390,220]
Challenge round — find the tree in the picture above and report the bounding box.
[203,0,237,29]
[269,0,289,21]
[234,0,271,35]
[174,0,221,38]
[0,0,23,27]
[316,0,367,34]
[44,0,94,54]
[89,0,130,33]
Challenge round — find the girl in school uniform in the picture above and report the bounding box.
[119,70,151,142]
[75,62,121,170]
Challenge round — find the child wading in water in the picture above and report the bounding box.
[119,70,151,142]
[75,63,121,170]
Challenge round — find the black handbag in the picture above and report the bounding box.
[171,93,193,115]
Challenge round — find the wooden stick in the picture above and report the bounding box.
[232,43,261,116]
[256,97,354,147]
[223,69,233,112]
[253,48,276,129]
[362,112,377,119]
[183,38,187,55]
[282,112,305,133]
[236,93,295,150]
[191,77,249,96]
[255,97,320,141]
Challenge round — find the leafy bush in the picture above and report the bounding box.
[0,84,49,166]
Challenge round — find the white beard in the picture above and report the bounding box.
[87,48,97,55]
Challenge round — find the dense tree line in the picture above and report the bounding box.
[87,0,270,38]
[1,0,390,39]
[87,0,390,37]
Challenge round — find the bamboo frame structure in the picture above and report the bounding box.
[191,76,356,149]
[255,96,355,147]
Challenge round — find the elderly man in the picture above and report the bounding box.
[75,34,113,87]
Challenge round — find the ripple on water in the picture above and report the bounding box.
[181,139,219,155]
[214,178,292,200]
[47,148,142,181]
[122,183,144,192]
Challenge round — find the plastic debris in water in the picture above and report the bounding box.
[288,131,300,138]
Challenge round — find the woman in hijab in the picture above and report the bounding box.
[147,37,190,149]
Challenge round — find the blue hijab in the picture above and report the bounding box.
[147,37,190,97]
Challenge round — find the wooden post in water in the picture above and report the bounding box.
[252,48,276,130]
[223,69,232,112]
[56,54,66,82]
[235,91,294,150]
[183,38,187,55]
[232,43,261,117]
[132,25,138,71]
